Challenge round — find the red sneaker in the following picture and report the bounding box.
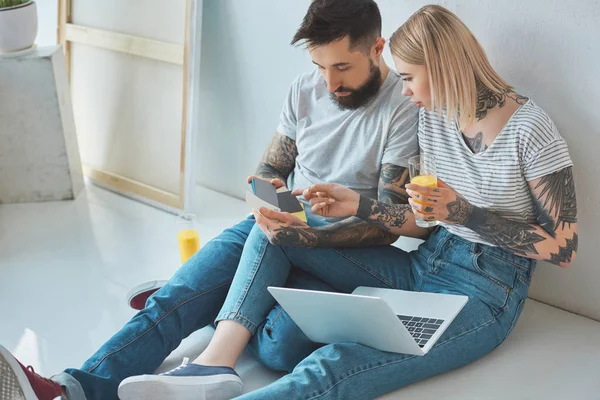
[126,280,168,310]
[0,345,63,400]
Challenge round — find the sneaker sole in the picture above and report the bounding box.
[118,373,243,400]
[0,345,39,400]
[126,280,168,309]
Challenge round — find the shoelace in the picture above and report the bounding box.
[26,365,59,387]
[159,357,190,376]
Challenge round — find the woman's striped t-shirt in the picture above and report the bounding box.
[418,100,573,246]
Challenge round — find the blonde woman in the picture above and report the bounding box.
[93,4,575,400]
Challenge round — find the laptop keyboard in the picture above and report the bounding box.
[397,315,445,348]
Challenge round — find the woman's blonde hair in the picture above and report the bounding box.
[390,5,511,127]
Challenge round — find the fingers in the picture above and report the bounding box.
[309,197,335,206]
[405,187,442,201]
[406,183,443,196]
[252,209,275,231]
[408,198,436,214]
[406,190,439,204]
[413,210,437,221]
[246,175,287,189]
[311,202,328,215]
[291,188,305,196]
[259,207,288,221]
[270,178,286,189]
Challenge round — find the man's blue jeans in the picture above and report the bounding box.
[53,216,334,400]
[216,225,535,399]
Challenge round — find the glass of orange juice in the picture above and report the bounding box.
[176,214,200,264]
[408,155,440,228]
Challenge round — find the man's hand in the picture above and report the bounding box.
[247,175,287,190]
[252,207,318,247]
[405,179,473,225]
[292,183,359,218]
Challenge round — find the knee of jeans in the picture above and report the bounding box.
[248,309,319,372]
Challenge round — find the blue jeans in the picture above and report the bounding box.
[52,216,334,400]
[215,225,535,400]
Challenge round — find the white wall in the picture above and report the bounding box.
[194,0,600,321]
[35,0,58,46]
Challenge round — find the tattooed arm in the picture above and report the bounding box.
[254,164,413,248]
[405,167,578,267]
[462,167,578,267]
[308,163,411,247]
[253,132,298,184]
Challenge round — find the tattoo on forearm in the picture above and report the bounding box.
[269,224,318,248]
[256,134,298,180]
[466,206,546,255]
[547,233,578,265]
[357,195,411,232]
[314,217,398,248]
[378,164,410,204]
[534,167,577,237]
[446,195,473,225]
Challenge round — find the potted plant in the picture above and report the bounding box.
[0,0,38,55]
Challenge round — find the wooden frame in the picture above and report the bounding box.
[57,0,194,210]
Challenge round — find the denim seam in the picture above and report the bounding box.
[232,234,270,313]
[265,307,286,331]
[426,234,450,273]
[306,314,499,400]
[215,311,258,334]
[501,297,526,342]
[84,279,232,373]
[331,249,398,289]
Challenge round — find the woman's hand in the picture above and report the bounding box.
[291,183,360,218]
[405,179,473,225]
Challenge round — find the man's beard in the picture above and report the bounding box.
[330,61,382,110]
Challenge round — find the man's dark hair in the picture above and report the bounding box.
[291,0,382,52]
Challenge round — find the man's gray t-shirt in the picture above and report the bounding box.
[277,69,418,202]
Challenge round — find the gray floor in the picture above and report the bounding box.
[0,183,251,377]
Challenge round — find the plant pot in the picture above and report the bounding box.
[0,1,38,55]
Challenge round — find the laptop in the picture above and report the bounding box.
[267,286,468,356]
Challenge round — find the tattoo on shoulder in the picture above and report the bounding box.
[476,85,506,121]
[534,167,577,236]
[379,164,410,204]
[506,91,529,105]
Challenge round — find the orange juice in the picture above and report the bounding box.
[410,174,437,205]
[177,229,200,263]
